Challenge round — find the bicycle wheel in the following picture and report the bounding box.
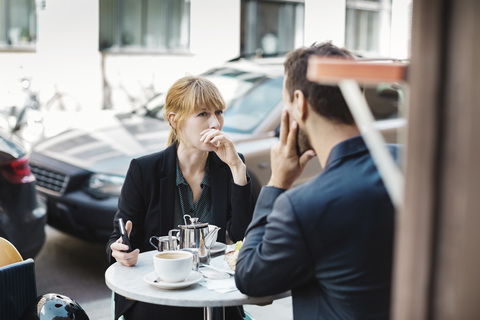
[45,93,80,112]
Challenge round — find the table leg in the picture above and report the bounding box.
[204,306,213,320]
[204,306,225,320]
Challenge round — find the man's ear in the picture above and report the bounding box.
[167,112,176,129]
[293,90,308,122]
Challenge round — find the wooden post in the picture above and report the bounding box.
[308,1,480,318]
[393,0,480,319]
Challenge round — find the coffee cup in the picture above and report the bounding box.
[153,251,193,283]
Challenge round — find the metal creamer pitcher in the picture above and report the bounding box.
[168,215,220,263]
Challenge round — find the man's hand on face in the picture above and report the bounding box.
[268,108,316,190]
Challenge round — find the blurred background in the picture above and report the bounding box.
[0,0,411,115]
[4,1,480,319]
[0,1,413,319]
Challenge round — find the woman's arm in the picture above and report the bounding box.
[106,159,145,265]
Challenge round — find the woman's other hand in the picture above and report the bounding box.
[110,220,139,267]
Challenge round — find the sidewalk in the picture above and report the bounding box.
[81,295,293,320]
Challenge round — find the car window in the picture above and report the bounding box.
[138,66,279,122]
[137,93,167,120]
[203,68,269,106]
[223,77,283,134]
[364,83,401,120]
[206,75,256,107]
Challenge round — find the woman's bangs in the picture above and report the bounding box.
[194,83,225,112]
[200,93,225,111]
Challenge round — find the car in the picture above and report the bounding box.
[0,127,46,258]
[28,56,405,243]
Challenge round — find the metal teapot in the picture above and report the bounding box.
[168,215,221,263]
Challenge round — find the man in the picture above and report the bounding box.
[234,42,396,320]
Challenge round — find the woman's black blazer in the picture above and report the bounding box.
[106,143,255,319]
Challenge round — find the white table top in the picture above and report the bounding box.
[105,250,290,308]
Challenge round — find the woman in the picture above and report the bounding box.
[106,76,255,319]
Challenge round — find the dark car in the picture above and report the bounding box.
[0,128,46,258]
[29,57,405,243]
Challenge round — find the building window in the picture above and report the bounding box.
[241,0,304,57]
[345,0,392,57]
[99,0,190,53]
[0,0,37,50]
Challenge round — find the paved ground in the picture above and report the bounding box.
[34,226,112,319]
[34,226,293,320]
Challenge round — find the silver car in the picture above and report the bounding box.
[29,57,404,242]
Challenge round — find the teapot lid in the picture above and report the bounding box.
[178,215,209,229]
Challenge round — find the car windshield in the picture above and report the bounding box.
[222,77,283,134]
[203,67,268,106]
[138,66,281,135]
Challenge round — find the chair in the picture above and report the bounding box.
[0,237,23,267]
[0,237,36,319]
[0,237,90,320]
[0,258,38,320]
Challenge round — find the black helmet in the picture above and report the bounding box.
[20,293,89,320]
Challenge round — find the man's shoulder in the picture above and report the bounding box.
[284,151,386,210]
[284,175,329,207]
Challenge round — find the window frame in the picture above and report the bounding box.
[345,0,393,57]
[0,0,37,52]
[99,0,191,54]
[240,0,304,57]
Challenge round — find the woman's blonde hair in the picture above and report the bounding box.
[165,76,226,146]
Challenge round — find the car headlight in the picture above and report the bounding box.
[86,173,125,198]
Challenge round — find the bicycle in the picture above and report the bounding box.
[104,71,157,111]
[6,77,45,151]
[43,84,81,112]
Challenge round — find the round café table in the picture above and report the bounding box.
[105,250,290,320]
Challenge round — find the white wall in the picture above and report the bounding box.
[190,0,241,62]
[35,0,102,111]
[390,0,412,59]
[304,0,346,48]
[102,0,242,111]
[0,0,411,114]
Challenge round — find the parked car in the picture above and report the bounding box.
[0,127,46,258]
[28,57,405,243]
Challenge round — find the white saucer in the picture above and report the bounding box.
[144,271,203,290]
[210,242,227,255]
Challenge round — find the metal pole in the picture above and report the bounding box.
[339,79,404,208]
[204,306,225,320]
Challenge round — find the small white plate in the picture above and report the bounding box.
[210,242,227,255]
[199,267,230,280]
[144,271,203,290]
[209,255,235,275]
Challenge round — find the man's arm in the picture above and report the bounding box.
[234,108,316,296]
[234,186,314,297]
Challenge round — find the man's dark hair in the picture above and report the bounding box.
[284,41,355,125]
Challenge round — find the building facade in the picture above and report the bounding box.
[0,0,411,112]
